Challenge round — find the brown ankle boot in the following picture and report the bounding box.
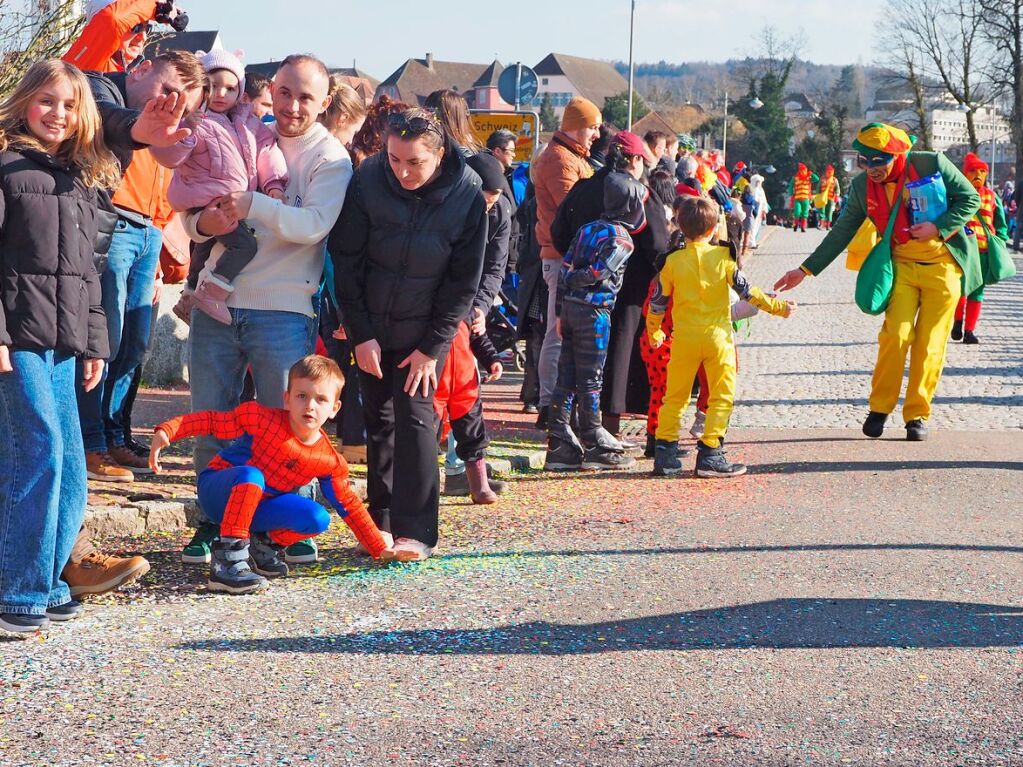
[63,551,151,597]
[465,459,497,504]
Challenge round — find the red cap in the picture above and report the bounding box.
[963,152,988,173]
[675,182,702,198]
[612,131,646,157]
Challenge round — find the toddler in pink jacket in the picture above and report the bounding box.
[151,49,288,325]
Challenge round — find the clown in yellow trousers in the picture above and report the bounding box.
[774,122,982,441]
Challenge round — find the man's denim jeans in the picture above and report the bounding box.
[0,351,85,615]
[78,218,162,452]
[188,307,315,479]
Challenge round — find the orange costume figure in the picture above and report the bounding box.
[952,152,1010,344]
[788,163,818,232]
[64,0,161,74]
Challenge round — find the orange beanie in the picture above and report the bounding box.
[561,97,602,132]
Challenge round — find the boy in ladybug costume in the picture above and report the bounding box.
[952,153,1009,344]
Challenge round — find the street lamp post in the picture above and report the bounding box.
[627,0,636,130]
[722,91,729,158]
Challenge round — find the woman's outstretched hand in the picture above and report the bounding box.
[355,339,384,379]
[774,268,807,292]
[398,349,438,397]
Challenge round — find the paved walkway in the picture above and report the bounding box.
[3,226,1022,766]
[736,227,1023,430]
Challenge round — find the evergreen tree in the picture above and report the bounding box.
[732,66,795,210]
[539,94,557,132]
[601,90,650,129]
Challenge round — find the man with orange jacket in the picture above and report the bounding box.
[64,0,183,74]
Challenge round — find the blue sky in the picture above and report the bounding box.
[186,0,884,81]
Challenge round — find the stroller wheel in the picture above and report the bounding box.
[512,348,526,372]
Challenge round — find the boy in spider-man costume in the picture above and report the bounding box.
[150,356,392,594]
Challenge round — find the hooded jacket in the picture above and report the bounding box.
[329,138,488,358]
[0,149,109,359]
[150,104,288,211]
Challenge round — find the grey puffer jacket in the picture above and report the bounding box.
[0,148,109,359]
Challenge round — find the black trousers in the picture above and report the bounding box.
[360,347,448,548]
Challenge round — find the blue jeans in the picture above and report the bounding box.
[188,307,315,479]
[0,351,85,614]
[78,218,162,452]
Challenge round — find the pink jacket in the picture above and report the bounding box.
[151,102,288,212]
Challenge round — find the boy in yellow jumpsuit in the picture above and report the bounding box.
[647,197,796,478]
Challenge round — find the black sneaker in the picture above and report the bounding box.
[522,403,539,414]
[963,331,979,345]
[0,613,49,633]
[950,319,963,341]
[906,419,929,441]
[652,440,685,476]
[534,406,549,431]
[209,538,268,594]
[644,433,656,458]
[45,600,83,622]
[582,446,636,470]
[695,443,747,478]
[862,411,888,439]
[249,533,289,578]
[123,436,150,460]
[544,438,583,471]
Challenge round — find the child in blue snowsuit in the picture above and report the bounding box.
[545,170,648,471]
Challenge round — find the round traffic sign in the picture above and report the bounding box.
[498,64,538,107]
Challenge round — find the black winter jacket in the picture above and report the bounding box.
[0,149,109,358]
[86,71,142,174]
[473,194,511,317]
[330,142,488,358]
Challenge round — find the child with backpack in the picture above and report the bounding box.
[0,60,121,633]
[545,133,650,471]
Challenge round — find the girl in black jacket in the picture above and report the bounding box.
[330,108,487,562]
[0,60,120,634]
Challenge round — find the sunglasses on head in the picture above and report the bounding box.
[130,21,153,35]
[387,112,441,139]
[857,154,893,169]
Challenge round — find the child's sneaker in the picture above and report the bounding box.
[208,537,268,594]
[689,411,706,439]
[695,443,747,478]
[182,522,219,564]
[249,533,289,578]
[284,538,318,564]
[544,437,583,471]
[193,278,233,325]
[652,440,685,476]
[582,445,635,470]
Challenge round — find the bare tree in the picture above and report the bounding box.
[0,0,83,98]
[980,0,1022,246]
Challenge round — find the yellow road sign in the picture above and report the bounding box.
[469,111,539,164]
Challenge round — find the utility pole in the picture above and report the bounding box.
[722,91,729,158]
[627,0,636,130]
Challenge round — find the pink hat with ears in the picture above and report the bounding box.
[197,49,246,91]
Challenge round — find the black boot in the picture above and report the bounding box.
[905,419,929,441]
[209,538,268,594]
[950,319,963,341]
[963,330,979,345]
[652,440,685,476]
[544,437,583,470]
[534,406,549,431]
[862,411,888,438]
[695,441,747,478]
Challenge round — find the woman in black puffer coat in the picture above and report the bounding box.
[330,108,487,562]
[0,60,119,633]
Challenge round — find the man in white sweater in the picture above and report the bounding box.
[177,55,352,565]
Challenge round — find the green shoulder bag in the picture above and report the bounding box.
[855,168,909,315]
[979,216,1017,286]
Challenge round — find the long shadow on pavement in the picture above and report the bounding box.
[177,598,1023,655]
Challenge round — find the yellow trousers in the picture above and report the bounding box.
[655,325,735,448]
[869,260,962,422]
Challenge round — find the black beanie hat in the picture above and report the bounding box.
[466,152,508,193]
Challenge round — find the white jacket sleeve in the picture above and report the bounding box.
[246,155,353,246]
